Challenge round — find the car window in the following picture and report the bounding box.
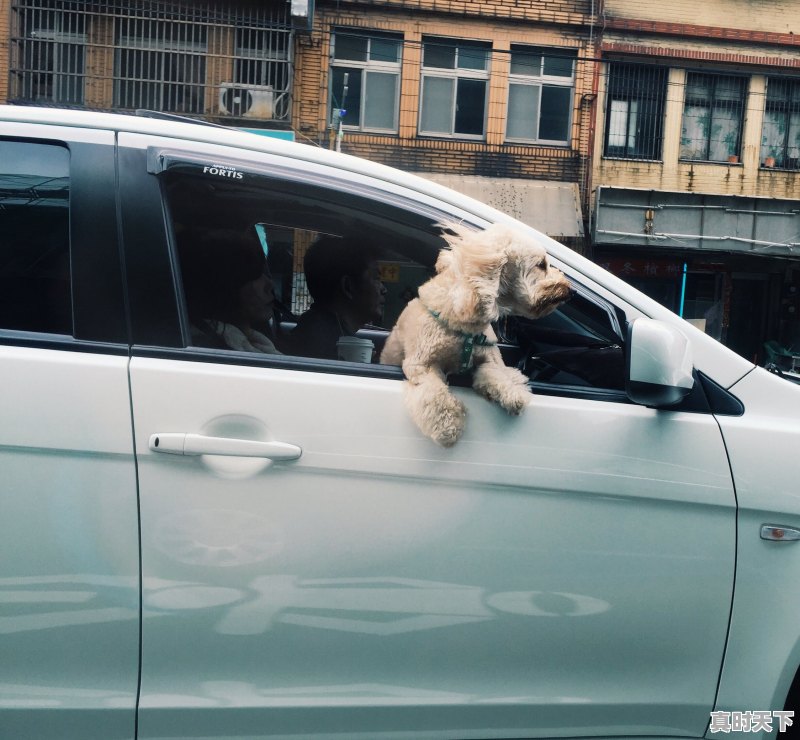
[0,140,72,335]
[160,160,626,392]
[499,288,626,390]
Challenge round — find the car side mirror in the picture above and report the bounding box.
[626,318,694,407]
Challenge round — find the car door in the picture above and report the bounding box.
[0,124,139,739]
[120,133,737,739]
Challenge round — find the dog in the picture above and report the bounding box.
[381,222,572,447]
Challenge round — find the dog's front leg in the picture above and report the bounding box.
[472,350,531,416]
[402,362,466,448]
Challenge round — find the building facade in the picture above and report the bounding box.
[294,0,597,251]
[591,0,800,363]
[0,0,597,250]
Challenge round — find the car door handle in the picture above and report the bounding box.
[149,433,302,460]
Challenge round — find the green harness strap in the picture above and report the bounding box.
[426,307,496,373]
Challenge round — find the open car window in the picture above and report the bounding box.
[160,157,626,393]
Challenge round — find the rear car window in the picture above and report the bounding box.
[0,140,72,335]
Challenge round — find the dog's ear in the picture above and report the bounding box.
[434,248,454,274]
[448,245,507,324]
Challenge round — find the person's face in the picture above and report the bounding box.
[238,272,275,327]
[349,260,387,325]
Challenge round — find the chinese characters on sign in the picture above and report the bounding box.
[709,710,794,733]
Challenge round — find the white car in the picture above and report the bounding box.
[0,105,798,740]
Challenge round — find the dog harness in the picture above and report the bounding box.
[426,307,496,373]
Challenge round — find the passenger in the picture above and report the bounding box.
[288,234,386,360]
[180,228,281,354]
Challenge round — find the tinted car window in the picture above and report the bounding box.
[161,161,626,392]
[0,140,72,335]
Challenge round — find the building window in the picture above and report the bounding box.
[506,46,575,144]
[680,73,747,162]
[114,19,207,114]
[10,0,86,104]
[761,78,800,170]
[419,39,490,138]
[228,26,292,121]
[604,63,667,160]
[329,31,402,132]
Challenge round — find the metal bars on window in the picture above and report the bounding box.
[604,63,667,161]
[680,72,746,162]
[761,78,800,170]
[9,0,294,122]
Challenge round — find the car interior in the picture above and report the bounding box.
[162,165,627,391]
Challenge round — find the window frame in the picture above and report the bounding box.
[505,45,576,146]
[760,77,800,170]
[329,30,403,134]
[603,62,668,161]
[418,38,490,140]
[680,71,748,163]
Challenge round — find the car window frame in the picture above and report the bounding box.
[0,125,128,353]
[120,135,650,404]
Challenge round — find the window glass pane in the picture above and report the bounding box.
[369,38,400,63]
[761,109,783,164]
[510,51,542,76]
[454,78,486,135]
[420,76,454,132]
[457,46,488,71]
[334,34,367,61]
[543,54,574,78]
[539,85,571,141]
[364,71,398,129]
[788,112,800,164]
[607,99,631,149]
[424,42,455,69]
[331,67,362,126]
[506,83,539,139]
[685,73,711,101]
[715,76,745,102]
[0,141,72,335]
[708,107,741,161]
[681,104,711,159]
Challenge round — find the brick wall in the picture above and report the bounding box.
[0,0,10,102]
[295,2,598,220]
[323,0,595,25]
[604,0,799,36]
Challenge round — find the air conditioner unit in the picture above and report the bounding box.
[219,84,275,119]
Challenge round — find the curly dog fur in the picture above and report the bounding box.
[381,222,572,447]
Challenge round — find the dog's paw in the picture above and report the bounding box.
[495,383,531,415]
[428,395,467,447]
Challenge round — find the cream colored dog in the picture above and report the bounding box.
[381,223,572,447]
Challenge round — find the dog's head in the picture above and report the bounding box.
[433,223,572,325]
[493,226,573,320]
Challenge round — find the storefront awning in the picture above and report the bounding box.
[414,174,584,238]
[594,187,800,257]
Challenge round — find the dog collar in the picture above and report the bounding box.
[425,307,496,373]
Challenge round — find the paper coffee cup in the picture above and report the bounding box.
[336,336,374,363]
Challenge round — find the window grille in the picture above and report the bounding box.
[506,46,575,145]
[761,78,800,170]
[10,0,294,123]
[604,63,667,160]
[680,72,747,162]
